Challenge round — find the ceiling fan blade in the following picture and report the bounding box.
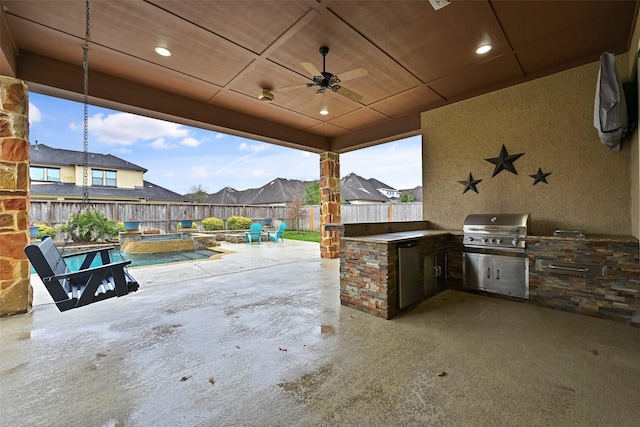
[335,86,363,103]
[274,83,309,93]
[301,61,322,77]
[337,68,368,82]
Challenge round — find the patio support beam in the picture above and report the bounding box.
[0,75,32,315]
[320,152,341,259]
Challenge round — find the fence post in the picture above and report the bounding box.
[166,203,170,232]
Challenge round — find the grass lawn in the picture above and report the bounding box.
[282,230,320,243]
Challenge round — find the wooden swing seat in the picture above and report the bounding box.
[24,237,139,312]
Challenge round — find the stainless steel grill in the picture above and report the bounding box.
[462,213,529,252]
[462,213,530,299]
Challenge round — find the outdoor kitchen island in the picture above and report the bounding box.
[330,221,455,319]
[331,220,640,325]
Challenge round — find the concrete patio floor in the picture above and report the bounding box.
[1,239,640,426]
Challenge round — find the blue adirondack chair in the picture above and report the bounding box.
[267,222,287,244]
[245,222,263,245]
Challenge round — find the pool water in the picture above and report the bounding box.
[31,249,220,273]
[113,249,220,267]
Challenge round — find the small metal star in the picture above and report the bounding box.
[485,145,524,177]
[529,168,552,185]
[458,173,483,194]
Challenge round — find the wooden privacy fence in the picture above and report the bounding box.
[29,201,423,232]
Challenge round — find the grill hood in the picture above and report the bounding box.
[463,214,530,231]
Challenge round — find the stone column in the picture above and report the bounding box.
[320,151,341,258]
[0,76,32,315]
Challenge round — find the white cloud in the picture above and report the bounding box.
[70,112,190,145]
[215,133,225,139]
[251,169,270,177]
[239,142,267,153]
[191,166,208,179]
[164,171,175,178]
[150,138,176,150]
[180,137,203,148]
[114,147,133,155]
[29,102,42,123]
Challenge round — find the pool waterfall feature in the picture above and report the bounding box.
[119,231,218,254]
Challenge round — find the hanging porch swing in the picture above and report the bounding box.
[24,1,139,312]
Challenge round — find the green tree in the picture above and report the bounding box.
[186,184,209,203]
[400,192,415,202]
[304,181,320,205]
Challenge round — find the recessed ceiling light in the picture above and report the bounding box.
[320,108,329,116]
[154,47,172,57]
[475,44,492,55]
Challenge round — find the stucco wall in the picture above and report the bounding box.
[629,13,640,240]
[72,166,142,189]
[60,165,75,183]
[116,169,143,189]
[422,54,634,237]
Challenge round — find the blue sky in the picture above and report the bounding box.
[28,92,422,195]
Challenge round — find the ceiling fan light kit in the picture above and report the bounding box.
[429,0,451,11]
[258,89,275,103]
[274,46,367,104]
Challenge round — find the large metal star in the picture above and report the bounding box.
[485,145,524,177]
[458,172,482,194]
[529,168,552,185]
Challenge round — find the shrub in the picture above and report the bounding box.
[33,222,56,239]
[65,210,122,242]
[227,215,252,230]
[202,217,224,231]
[177,222,198,230]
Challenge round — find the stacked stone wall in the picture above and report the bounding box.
[320,152,340,259]
[527,237,640,325]
[0,77,32,315]
[340,239,391,318]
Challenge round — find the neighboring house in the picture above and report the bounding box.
[205,178,311,206]
[206,174,415,205]
[368,178,401,200]
[205,187,241,205]
[29,143,191,203]
[340,173,393,204]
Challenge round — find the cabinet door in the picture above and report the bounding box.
[492,256,528,298]
[463,253,492,291]
[424,256,437,296]
[398,242,422,309]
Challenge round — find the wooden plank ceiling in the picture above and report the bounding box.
[1,0,637,153]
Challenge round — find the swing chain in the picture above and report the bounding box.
[54,0,91,268]
[81,0,91,210]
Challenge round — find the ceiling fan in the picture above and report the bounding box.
[275,46,367,103]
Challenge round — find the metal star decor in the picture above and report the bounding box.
[458,173,482,194]
[529,168,552,185]
[485,144,524,177]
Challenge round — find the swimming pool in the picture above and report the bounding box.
[30,248,220,273]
